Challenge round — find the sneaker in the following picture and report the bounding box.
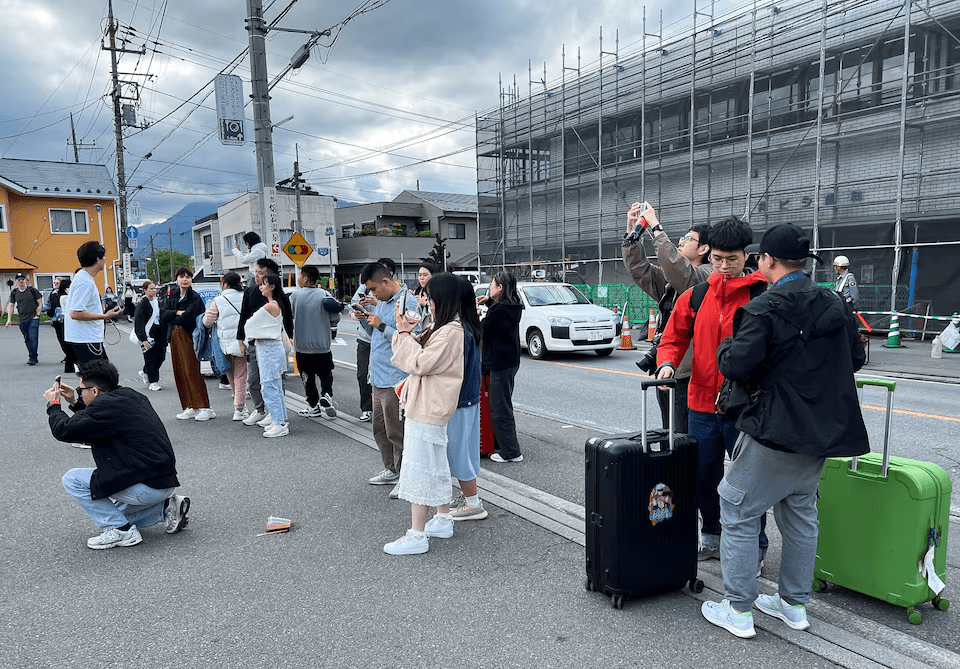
[298,405,323,418]
[256,413,273,428]
[358,411,372,422]
[242,410,266,426]
[263,422,290,438]
[232,408,249,421]
[71,443,93,449]
[319,394,337,418]
[138,371,148,385]
[450,502,488,521]
[755,594,810,631]
[383,529,429,555]
[448,493,466,512]
[163,495,190,534]
[218,382,231,390]
[87,525,143,550]
[368,469,399,485]
[389,484,400,500]
[148,382,162,392]
[701,599,756,638]
[489,453,523,463]
[27,359,37,366]
[424,513,454,538]
[194,408,216,421]
[176,408,199,420]
[698,544,720,561]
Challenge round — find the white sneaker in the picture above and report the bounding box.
[358,411,372,422]
[87,525,142,550]
[319,394,337,418]
[755,594,810,631]
[242,411,266,426]
[163,495,190,534]
[194,408,216,421]
[383,529,429,555]
[424,513,454,539]
[263,422,289,438]
[232,408,249,421]
[298,405,323,418]
[138,371,148,385]
[389,484,400,500]
[176,408,199,420]
[148,382,161,392]
[218,382,231,390]
[257,413,273,427]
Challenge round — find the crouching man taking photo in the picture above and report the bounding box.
[43,360,191,550]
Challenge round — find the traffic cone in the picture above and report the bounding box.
[647,309,656,341]
[882,314,906,348]
[619,314,636,350]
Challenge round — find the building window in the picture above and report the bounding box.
[49,208,89,234]
[0,205,6,231]
[449,223,466,239]
[303,228,316,246]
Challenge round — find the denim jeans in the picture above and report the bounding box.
[62,467,173,530]
[257,339,288,424]
[688,409,767,550]
[19,318,39,361]
[720,433,825,611]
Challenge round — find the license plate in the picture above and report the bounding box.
[587,331,603,341]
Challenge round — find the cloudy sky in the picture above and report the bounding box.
[0,0,745,226]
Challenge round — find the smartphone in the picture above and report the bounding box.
[399,286,421,322]
[54,374,62,386]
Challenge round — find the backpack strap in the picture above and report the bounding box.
[689,279,766,318]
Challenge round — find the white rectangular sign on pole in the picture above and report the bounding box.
[215,74,245,146]
[264,186,282,261]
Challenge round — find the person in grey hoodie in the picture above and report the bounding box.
[291,265,341,418]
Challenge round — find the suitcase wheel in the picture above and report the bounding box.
[612,594,625,609]
[934,596,950,612]
[689,578,704,594]
[812,578,827,592]
[907,607,923,625]
[585,578,594,592]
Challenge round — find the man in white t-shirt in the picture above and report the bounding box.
[64,241,122,364]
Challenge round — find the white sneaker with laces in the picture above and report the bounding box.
[388,484,400,500]
[163,495,190,534]
[218,382,231,390]
[87,525,143,550]
[755,594,810,631]
[232,408,249,421]
[489,453,523,463]
[383,529,429,555]
[368,469,399,485]
[138,371,148,385]
[701,600,756,638]
[263,422,289,438]
[319,394,337,418]
[148,382,162,392]
[194,408,216,421]
[358,411,372,422]
[424,514,454,538]
[256,413,273,428]
[176,408,199,420]
[242,410,266,426]
[298,405,323,418]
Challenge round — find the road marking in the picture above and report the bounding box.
[536,359,650,377]
[862,404,960,423]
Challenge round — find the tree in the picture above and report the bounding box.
[148,250,194,283]
[423,233,449,269]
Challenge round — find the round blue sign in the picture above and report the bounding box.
[125,226,139,239]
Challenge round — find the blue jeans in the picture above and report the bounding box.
[62,468,173,530]
[688,409,767,550]
[19,318,39,361]
[257,339,288,424]
[720,433,825,610]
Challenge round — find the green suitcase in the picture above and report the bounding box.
[814,379,952,624]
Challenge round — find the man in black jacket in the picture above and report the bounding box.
[700,224,868,638]
[44,360,190,550]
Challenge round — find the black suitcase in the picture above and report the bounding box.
[585,378,703,608]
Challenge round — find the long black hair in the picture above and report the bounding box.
[242,231,262,249]
[457,275,482,345]
[261,274,290,322]
[419,272,460,345]
[491,270,521,305]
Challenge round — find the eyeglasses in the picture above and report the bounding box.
[77,385,97,395]
[678,235,699,245]
[710,254,745,267]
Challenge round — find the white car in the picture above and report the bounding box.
[515,282,620,359]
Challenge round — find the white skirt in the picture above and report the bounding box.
[396,418,452,506]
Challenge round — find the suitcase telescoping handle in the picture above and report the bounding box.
[639,377,675,453]
[854,378,896,477]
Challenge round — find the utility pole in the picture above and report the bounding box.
[293,144,302,234]
[246,0,276,249]
[70,113,80,163]
[150,234,159,284]
[168,227,174,282]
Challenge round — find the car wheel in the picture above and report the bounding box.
[595,348,613,357]
[527,329,547,360]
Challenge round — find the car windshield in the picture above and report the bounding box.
[522,284,591,307]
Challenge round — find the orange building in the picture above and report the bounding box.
[0,158,120,298]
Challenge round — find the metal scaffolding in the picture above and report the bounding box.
[476,0,960,317]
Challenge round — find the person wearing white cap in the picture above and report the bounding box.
[833,255,858,306]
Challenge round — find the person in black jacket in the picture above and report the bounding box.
[161,267,213,421]
[236,257,292,427]
[477,271,524,463]
[43,360,190,550]
[700,224,869,639]
[47,276,76,373]
[134,281,166,391]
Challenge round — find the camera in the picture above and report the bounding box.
[624,223,644,244]
[103,297,118,312]
[636,343,658,374]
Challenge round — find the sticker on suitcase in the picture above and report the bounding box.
[648,483,675,526]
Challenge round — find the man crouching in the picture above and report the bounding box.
[43,360,190,549]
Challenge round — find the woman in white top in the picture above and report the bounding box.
[133,281,164,391]
[244,273,290,438]
[203,272,247,421]
[232,232,269,285]
[413,262,438,328]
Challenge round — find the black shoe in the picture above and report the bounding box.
[27,359,38,366]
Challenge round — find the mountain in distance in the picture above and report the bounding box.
[134,202,221,257]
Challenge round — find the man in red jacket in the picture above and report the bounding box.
[655,216,768,566]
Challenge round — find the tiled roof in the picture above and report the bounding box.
[0,158,117,198]
[404,190,477,213]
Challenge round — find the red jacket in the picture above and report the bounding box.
[656,270,768,413]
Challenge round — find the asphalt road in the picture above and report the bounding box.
[2,320,959,668]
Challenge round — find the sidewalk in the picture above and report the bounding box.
[861,332,960,383]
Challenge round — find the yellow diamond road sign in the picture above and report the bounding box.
[282,231,313,267]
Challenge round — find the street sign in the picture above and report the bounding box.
[215,74,245,146]
[325,226,335,237]
[282,231,314,267]
[125,226,139,239]
[129,238,138,249]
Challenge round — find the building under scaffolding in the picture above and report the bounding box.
[476,0,960,317]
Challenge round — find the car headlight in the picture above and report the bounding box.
[548,316,573,327]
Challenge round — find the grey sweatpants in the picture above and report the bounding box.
[719,432,825,611]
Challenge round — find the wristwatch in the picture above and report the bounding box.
[648,222,663,234]
[377,322,386,332]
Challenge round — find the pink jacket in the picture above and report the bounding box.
[391,321,464,426]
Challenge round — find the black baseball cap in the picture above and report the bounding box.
[15,272,27,280]
[745,225,823,263]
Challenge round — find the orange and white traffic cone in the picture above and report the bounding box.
[647,309,656,341]
[619,313,636,350]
